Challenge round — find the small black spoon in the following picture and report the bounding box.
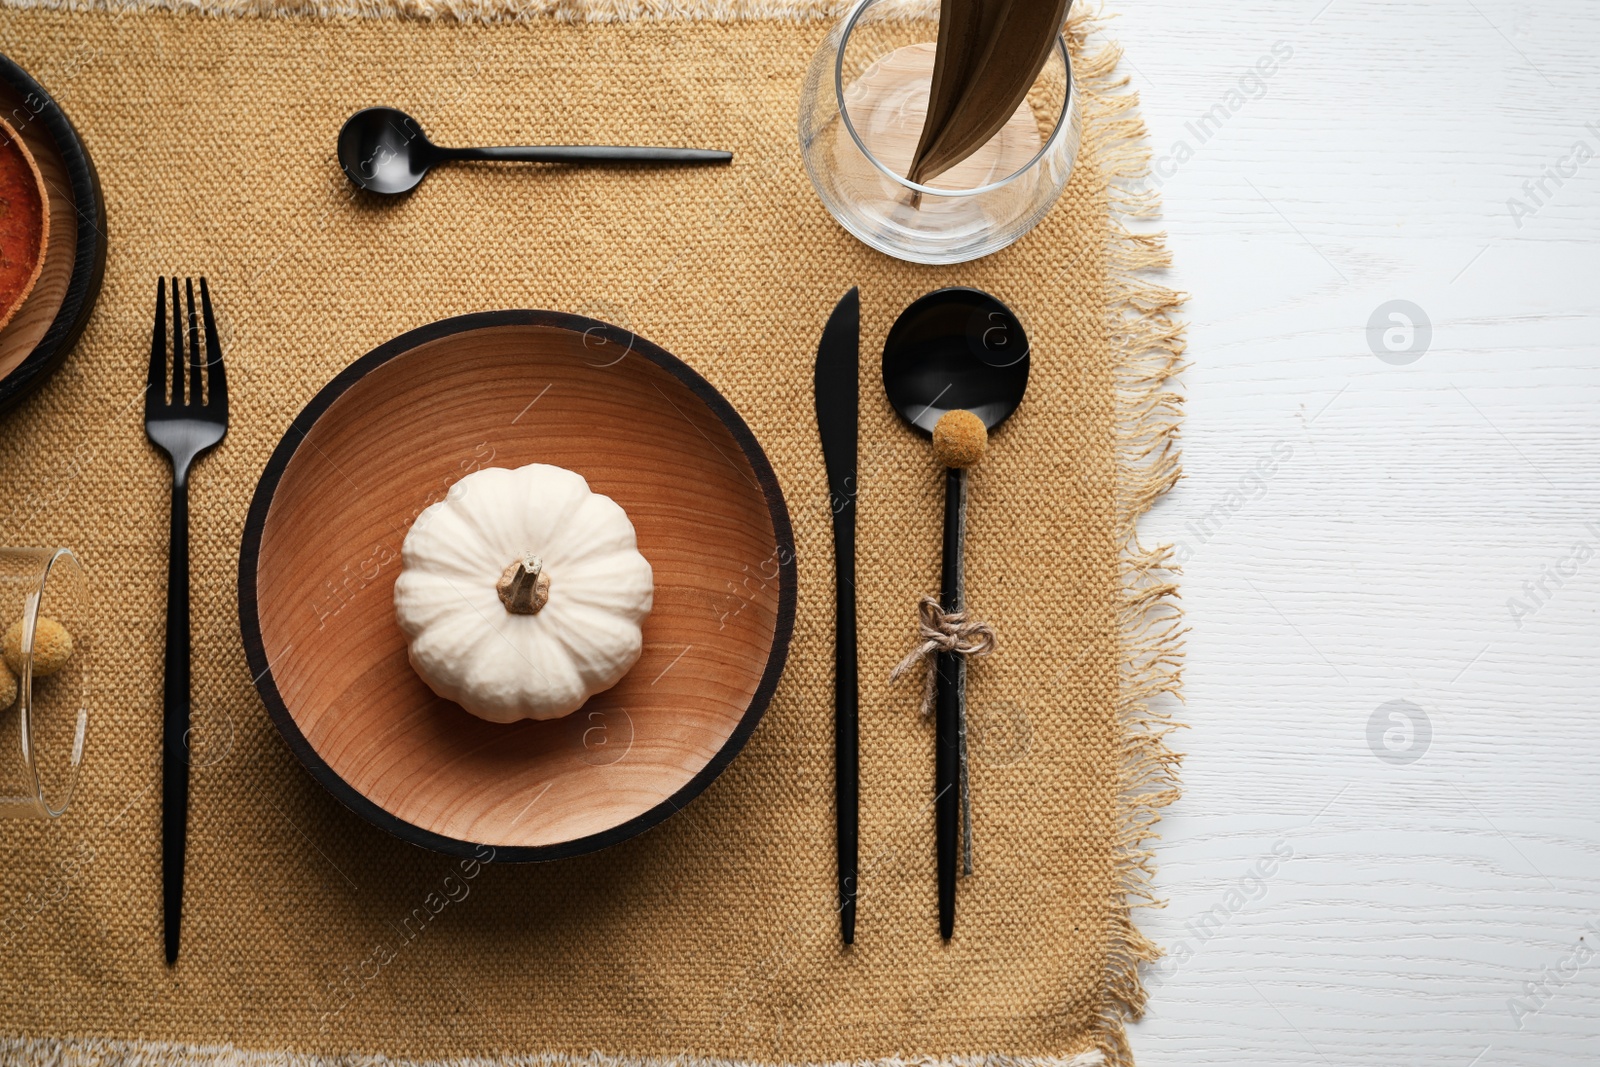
[336,107,733,196]
[882,287,1029,941]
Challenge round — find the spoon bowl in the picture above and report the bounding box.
[337,107,433,196]
[336,107,734,197]
[881,287,1030,435]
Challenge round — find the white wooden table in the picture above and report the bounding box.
[1117,0,1600,1062]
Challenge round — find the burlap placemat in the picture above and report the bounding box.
[0,4,1183,1066]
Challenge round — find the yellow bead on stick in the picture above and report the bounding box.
[932,409,988,469]
[3,616,74,678]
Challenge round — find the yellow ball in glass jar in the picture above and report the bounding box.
[3,616,74,677]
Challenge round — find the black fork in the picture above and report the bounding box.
[143,278,228,966]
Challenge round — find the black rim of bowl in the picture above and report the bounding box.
[0,53,108,417]
[238,310,798,862]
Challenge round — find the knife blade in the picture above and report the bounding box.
[814,287,860,944]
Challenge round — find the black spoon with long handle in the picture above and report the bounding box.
[337,107,732,196]
[882,287,1029,941]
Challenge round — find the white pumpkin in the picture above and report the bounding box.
[393,463,654,723]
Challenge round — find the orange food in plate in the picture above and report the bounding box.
[0,117,49,333]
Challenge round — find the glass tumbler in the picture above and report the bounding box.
[0,548,89,818]
[799,0,1081,265]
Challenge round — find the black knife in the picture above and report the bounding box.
[814,288,860,944]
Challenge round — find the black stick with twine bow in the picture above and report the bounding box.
[890,593,997,878]
[880,292,1029,940]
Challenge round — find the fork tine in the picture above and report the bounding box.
[170,277,184,405]
[198,278,226,410]
[185,279,203,404]
[148,277,168,406]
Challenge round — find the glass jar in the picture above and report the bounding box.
[0,547,89,818]
[799,0,1081,265]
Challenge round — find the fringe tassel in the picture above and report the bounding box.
[0,0,874,23]
[0,1039,1110,1067]
[1063,8,1188,1067]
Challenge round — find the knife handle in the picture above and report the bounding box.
[832,485,859,944]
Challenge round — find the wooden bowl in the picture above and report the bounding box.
[0,54,108,417]
[240,312,795,861]
[0,114,49,333]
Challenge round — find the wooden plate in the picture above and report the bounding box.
[240,312,796,861]
[0,115,49,332]
[0,54,107,417]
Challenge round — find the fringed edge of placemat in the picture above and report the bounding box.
[0,1039,1110,1067]
[1062,10,1187,1067]
[3,0,870,23]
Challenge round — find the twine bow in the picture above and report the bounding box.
[889,595,998,877]
[888,595,998,717]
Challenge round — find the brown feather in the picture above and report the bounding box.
[908,0,1073,188]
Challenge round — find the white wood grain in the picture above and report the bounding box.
[1115,0,1600,1062]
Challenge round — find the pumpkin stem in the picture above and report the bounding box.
[497,554,552,615]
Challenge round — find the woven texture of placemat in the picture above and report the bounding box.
[0,5,1183,1066]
